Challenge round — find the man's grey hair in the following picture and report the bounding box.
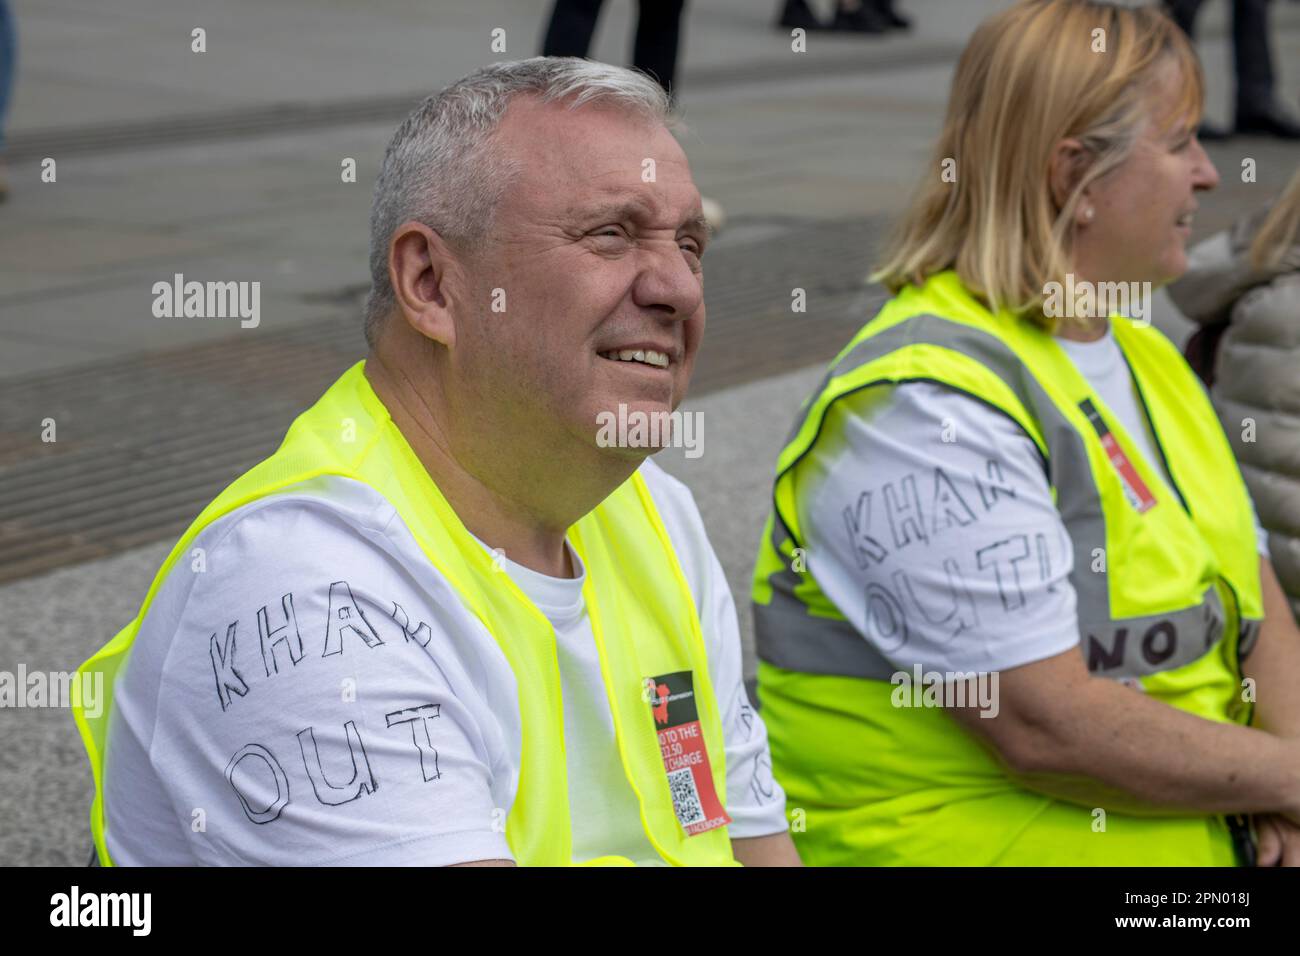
[363,56,674,348]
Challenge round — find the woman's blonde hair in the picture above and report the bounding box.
[872,0,1203,330]
[1249,169,1300,270]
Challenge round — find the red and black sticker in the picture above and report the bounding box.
[644,670,731,836]
[1079,399,1157,513]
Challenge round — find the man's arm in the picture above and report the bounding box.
[639,462,801,864]
[948,645,1300,822]
[451,859,516,867]
[731,832,803,867]
[139,490,519,867]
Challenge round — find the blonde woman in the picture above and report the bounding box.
[1172,172,1300,620]
[751,0,1300,866]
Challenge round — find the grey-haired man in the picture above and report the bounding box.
[87,58,800,867]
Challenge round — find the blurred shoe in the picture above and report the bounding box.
[1196,120,1232,141]
[776,0,824,31]
[830,2,889,32]
[701,196,727,235]
[873,0,912,29]
[1235,103,1300,140]
[0,159,8,204]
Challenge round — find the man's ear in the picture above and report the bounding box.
[1047,137,1093,215]
[388,221,461,348]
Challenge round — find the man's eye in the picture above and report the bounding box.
[593,226,627,239]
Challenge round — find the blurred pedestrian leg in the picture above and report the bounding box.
[1230,0,1300,136]
[775,0,825,31]
[776,0,908,34]
[0,0,15,202]
[1165,0,1300,139]
[872,0,911,30]
[630,0,687,101]
[540,0,722,234]
[830,0,888,33]
[541,0,688,102]
[542,0,605,60]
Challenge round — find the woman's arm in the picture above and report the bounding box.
[1243,558,1300,737]
[948,648,1300,822]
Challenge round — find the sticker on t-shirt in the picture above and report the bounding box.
[1079,399,1157,513]
[644,670,731,836]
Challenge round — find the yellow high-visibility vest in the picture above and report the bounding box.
[752,271,1263,866]
[73,361,738,866]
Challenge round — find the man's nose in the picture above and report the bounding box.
[631,240,704,322]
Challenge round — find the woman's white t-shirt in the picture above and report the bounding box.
[793,323,1269,676]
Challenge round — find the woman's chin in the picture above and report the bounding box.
[1160,253,1190,286]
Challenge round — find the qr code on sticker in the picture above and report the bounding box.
[667,768,705,827]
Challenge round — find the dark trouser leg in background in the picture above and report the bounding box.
[1233,0,1275,116]
[1164,0,1234,138]
[632,0,687,101]
[1165,0,1205,37]
[872,0,912,29]
[776,0,824,31]
[1232,0,1300,136]
[0,0,14,153]
[0,0,14,201]
[541,0,605,57]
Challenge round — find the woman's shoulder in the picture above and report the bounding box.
[820,379,1049,481]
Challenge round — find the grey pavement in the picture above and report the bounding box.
[2,0,1299,865]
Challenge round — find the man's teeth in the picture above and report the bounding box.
[601,349,670,368]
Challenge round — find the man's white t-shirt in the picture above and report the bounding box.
[794,323,1270,676]
[103,460,786,866]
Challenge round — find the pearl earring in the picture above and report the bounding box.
[1083,206,1095,222]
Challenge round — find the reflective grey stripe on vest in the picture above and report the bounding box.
[755,312,1230,682]
[1238,617,1261,659]
[755,592,897,681]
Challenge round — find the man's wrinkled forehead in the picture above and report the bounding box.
[493,95,699,221]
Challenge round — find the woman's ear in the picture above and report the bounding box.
[388,221,461,349]
[1048,137,1093,220]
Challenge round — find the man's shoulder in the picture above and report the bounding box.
[201,475,397,547]
[174,475,400,585]
[634,459,707,545]
[112,476,522,868]
[828,379,1041,457]
[636,456,692,505]
[631,458,726,609]
[135,473,514,710]
[142,476,421,646]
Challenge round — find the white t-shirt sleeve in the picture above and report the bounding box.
[1250,498,1271,560]
[703,543,790,836]
[793,382,1082,675]
[640,461,789,839]
[113,490,516,866]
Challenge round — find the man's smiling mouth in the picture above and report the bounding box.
[598,349,671,369]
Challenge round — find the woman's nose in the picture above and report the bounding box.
[1192,140,1220,191]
